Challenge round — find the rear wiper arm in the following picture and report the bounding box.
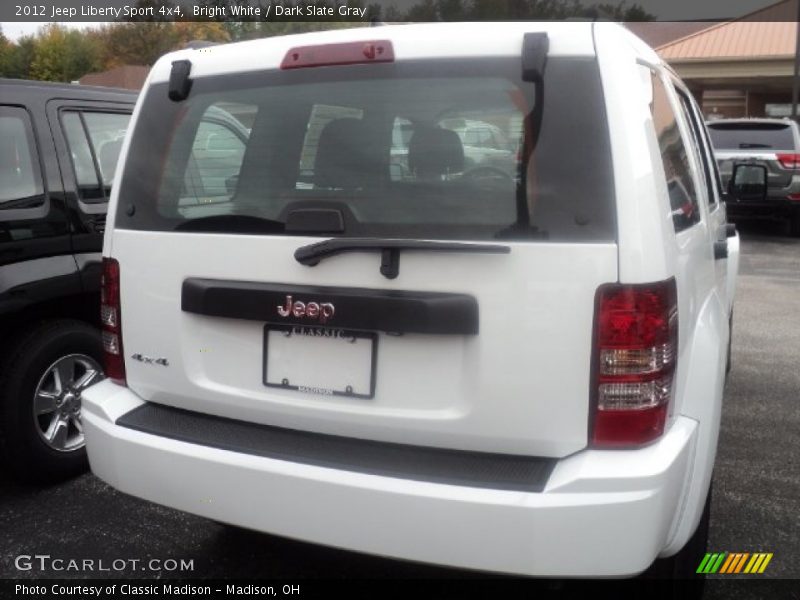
[0,195,45,210]
[739,143,771,149]
[295,238,511,279]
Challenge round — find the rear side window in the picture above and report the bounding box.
[683,94,723,207]
[62,110,131,203]
[707,122,795,151]
[117,58,616,243]
[648,73,701,232]
[0,106,45,210]
[675,89,715,208]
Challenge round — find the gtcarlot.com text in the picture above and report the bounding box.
[14,555,193,573]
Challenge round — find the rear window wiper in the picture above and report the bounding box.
[738,143,772,149]
[0,195,45,210]
[174,214,285,234]
[295,238,511,279]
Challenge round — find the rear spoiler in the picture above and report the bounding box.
[168,60,192,102]
[522,32,548,82]
[509,32,549,235]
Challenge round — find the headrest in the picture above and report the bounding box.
[314,118,378,190]
[408,125,464,180]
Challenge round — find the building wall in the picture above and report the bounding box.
[701,89,794,119]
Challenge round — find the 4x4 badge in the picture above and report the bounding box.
[277,295,335,324]
[131,354,169,366]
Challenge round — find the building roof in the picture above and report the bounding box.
[79,65,150,90]
[624,22,713,49]
[658,0,799,61]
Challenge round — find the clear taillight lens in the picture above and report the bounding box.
[591,279,678,447]
[600,344,674,376]
[100,304,117,328]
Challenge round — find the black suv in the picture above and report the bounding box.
[0,79,135,482]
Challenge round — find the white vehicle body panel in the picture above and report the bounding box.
[114,230,616,456]
[593,23,675,285]
[84,380,697,577]
[145,23,597,84]
[595,24,734,557]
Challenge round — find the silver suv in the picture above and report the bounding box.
[707,118,800,236]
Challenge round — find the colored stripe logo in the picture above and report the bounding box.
[697,552,773,574]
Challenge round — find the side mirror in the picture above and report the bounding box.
[729,163,767,202]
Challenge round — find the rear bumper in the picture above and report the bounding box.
[83,380,698,577]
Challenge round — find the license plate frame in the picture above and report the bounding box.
[262,324,377,399]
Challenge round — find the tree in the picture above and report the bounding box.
[592,1,653,20]
[407,0,440,20]
[222,21,265,42]
[29,25,101,82]
[436,0,467,19]
[92,22,179,67]
[402,0,654,20]
[0,26,9,75]
[0,36,36,79]
[173,22,231,45]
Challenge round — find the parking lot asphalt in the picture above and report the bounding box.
[1,221,798,590]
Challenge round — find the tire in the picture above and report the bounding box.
[790,208,800,237]
[0,320,105,484]
[642,484,712,599]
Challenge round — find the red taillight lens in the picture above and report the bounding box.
[591,279,678,447]
[281,40,394,70]
[777,153,800,169]
[101,257,126,385]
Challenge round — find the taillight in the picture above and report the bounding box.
[776,153,800,169]
[281,40,394,70]
[101,257,126,385]
[591,279,678,447]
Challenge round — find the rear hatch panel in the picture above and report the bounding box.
[111,37,618,458]
[117,231,616,456]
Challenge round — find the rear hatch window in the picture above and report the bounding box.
[116,57,615,242]
[707,121,795,151]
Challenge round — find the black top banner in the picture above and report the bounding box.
[2,0,800,23]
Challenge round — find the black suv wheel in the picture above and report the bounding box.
[0,320,104,483]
